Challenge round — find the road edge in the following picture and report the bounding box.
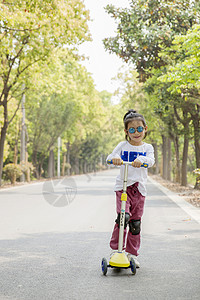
[148,176,200,225]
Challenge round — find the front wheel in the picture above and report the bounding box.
[101,258,108,275]
[130,257,136,275]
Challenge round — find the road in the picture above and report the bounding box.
[0,168,200,300]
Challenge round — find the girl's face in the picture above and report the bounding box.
[125,119,147,146]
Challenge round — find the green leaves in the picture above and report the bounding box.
[0,0,92,182]
[160,25,200,93]
[0,0,91,93]
[103,0,200,82]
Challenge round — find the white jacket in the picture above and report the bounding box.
[107,141,155,196]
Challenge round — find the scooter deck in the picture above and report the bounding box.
[109,252,130,268]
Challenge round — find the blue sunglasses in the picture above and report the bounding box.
[128,126,144,134]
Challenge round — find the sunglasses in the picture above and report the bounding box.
[128,126,144,134]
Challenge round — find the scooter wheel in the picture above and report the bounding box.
[130,257,136,275]
[101,258,108,275]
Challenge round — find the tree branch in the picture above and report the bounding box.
[0,31,7,42]
[174,105,182,124]
[11,57,42,89]
[8,98,22,124]
[1,39,28,98]
[7,84,26,102]
[0,25,44,33]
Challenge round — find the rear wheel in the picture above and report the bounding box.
[130,257,136,275]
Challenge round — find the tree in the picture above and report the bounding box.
[103,0,199,82]
[0,0,90,185]
[103,0,200,186]
[159,25,200,188]
[24,47,97,178]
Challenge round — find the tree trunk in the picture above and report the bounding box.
[162,135,168,180]
[0,95,9,186]
[167,137,171,181]
[173,135,181,183]
[193,124,200,169]
[152,143,159,174]
[181,131,189,186]
[66,142,70,176]
[0,125,7,186]
[32,150,40,179]
[25,149,30,182]
[174,104,191,187]
[14,132,19,165]
[191,107,200,189]
[93,161,96,173]
[75,158,79,175]
[62,152,66,176]
[48,150,54,178]
[83,161,87,173]
[14,144,18,164]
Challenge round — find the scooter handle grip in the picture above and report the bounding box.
[141,163,148,168]
[107,160,148,168]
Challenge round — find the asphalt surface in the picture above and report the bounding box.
[0,168,200,300]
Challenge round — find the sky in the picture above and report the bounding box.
[79,0,131,94]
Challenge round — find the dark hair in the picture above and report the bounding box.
[123,109,147,140]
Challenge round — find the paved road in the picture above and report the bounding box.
[0,169,200,300]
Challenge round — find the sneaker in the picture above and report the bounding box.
[110,249,118,259]
[127,253,140,268]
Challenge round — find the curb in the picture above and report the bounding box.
[148,176,200,225]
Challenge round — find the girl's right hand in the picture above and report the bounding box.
[112,158,122,165]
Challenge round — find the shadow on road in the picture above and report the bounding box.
[0,230,200,300]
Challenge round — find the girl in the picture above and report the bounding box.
[107,109,155,268]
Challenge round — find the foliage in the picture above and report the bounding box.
[1,0,200,191]
[0,97,21,163]
[0,0,90,101]
[3,163,22,184]
[0,0,91,184]
[159,24,200,96]
[103,0,200,187]
[103,0,200,81]
[158,24,200,175]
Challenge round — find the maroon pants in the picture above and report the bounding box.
[110,183,145,256]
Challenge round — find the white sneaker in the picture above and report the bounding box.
[110,250,118,259]
[127,253,140,268]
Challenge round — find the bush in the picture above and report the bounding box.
[193,169,200,190]
[20,161,34,182]
[3,163,22,184]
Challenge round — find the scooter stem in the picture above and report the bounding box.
[123,163,128,193]
[118,163,128,252]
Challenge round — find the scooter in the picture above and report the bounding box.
[101,159,148,276]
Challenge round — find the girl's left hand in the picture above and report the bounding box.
[132,159,142,168]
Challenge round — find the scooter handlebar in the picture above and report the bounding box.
[107,159,148,168]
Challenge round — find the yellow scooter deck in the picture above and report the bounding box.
[109,252,130,268]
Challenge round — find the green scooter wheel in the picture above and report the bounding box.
[101,258,108,275]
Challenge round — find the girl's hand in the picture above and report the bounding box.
[132,159,142,168]
[112,158,122,166]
